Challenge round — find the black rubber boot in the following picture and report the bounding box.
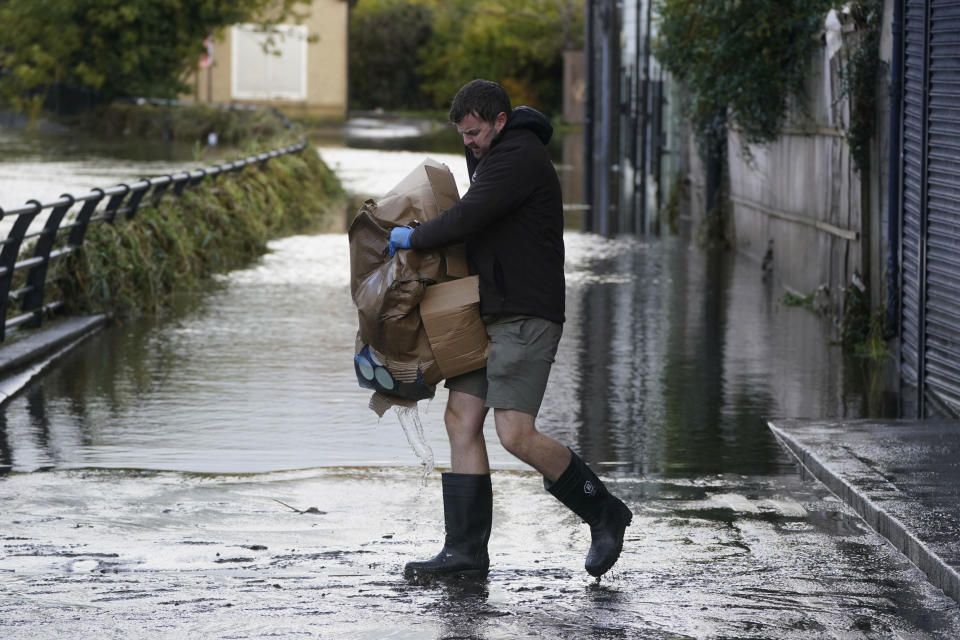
[403,472,492,582]
[546,449,632,577]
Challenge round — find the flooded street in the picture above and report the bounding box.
[2,124,960,638]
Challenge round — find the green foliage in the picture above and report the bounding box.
[783,290,815,309]
[661,171,689,234]
[0,0,311,119]
[78,102,300,147]
[348,0,583,115]
[654,0,835,144]
[349,0,434,110]
[840,278,887,360]
[49,147,344,317]
[840,0,883,174]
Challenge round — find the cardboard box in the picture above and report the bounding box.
[420,275,489,379]
[350,157,487,401]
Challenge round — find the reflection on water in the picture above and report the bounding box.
[0,227,893,476]
[0,127,894,476]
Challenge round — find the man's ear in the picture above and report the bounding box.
[494,111,508,132]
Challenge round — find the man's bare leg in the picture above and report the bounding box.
[493,407,631,577]
[492,408,571,482]
[445,390,489,474]
[403,390,492,581]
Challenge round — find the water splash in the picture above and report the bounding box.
[394,405,435,483]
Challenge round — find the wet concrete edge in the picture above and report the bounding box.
[768,419,960,607]
[0,315,107,407]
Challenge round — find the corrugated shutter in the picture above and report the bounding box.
[922,0,960,412]
[900,0,926,390]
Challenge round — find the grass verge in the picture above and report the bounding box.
[48,145,344,318]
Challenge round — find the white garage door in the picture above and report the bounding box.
[231,24,308,101]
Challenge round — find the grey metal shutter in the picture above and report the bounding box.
[900,0,960,415]
[921,0,960,413]
[900,0,926,392]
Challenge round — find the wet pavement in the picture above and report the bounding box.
[4,465,960,638]
[770,419,960,607]
[1,135,959,637]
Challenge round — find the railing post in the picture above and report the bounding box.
[102,185,130,223]
[150,175,174,207]
[67,189,105,246]
[0,201,42,342]
[22,194,75,329]
[172,172,191,195]
[122,181,151,220]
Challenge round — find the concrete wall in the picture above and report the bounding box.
[186,0,348,119]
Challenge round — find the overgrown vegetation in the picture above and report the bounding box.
[77,101,301,148]
[654,0,836,145]
[48,146,343,318]
[783,291,816,310]
[349,1,435,112]
[840,279,887,360]
[0,0,311,122]
[661,171,689,234]
[348,0,583,115]
[840,0,884,174]
[652,0,835,245]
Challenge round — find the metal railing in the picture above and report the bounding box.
[0,138,308,342]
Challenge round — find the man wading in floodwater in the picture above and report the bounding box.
[388,79,632,581]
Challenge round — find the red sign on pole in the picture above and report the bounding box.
[199,36,214,69]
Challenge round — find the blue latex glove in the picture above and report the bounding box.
[388,226,413,257]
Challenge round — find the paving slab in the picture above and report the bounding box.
[769,418,960,606]
[0,315,107,405]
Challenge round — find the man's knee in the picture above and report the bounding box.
[445,392,486,439]
[494,410,537,457]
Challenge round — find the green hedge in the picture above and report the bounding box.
[50,146,344,317]
[80,102,300,148]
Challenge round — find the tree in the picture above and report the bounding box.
[349,0,434,110]
[418,0,583,114]
[0,0,312,120]
[347,0,583,115]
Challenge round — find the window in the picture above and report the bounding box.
[231,24,308,101]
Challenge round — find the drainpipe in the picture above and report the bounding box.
[630,0,641,233]
[886,0,903,340]
[584,0,595,232]
[638,0,653,233]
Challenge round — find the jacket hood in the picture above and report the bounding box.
[503,106,553,145]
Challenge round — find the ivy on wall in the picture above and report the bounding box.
[841,0,884,174]
[654,0,882,175]
[653,0,836,145]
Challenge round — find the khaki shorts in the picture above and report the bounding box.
[444,315,562,417]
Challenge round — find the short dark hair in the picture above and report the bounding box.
[448,79,511,125]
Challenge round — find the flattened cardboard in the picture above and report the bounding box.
[423,162,469,278]
[420,275,490,379]
[424,164,460,215]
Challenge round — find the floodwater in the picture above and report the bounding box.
[2,120,960,638]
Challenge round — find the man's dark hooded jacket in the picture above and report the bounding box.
[409,106,565,324]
